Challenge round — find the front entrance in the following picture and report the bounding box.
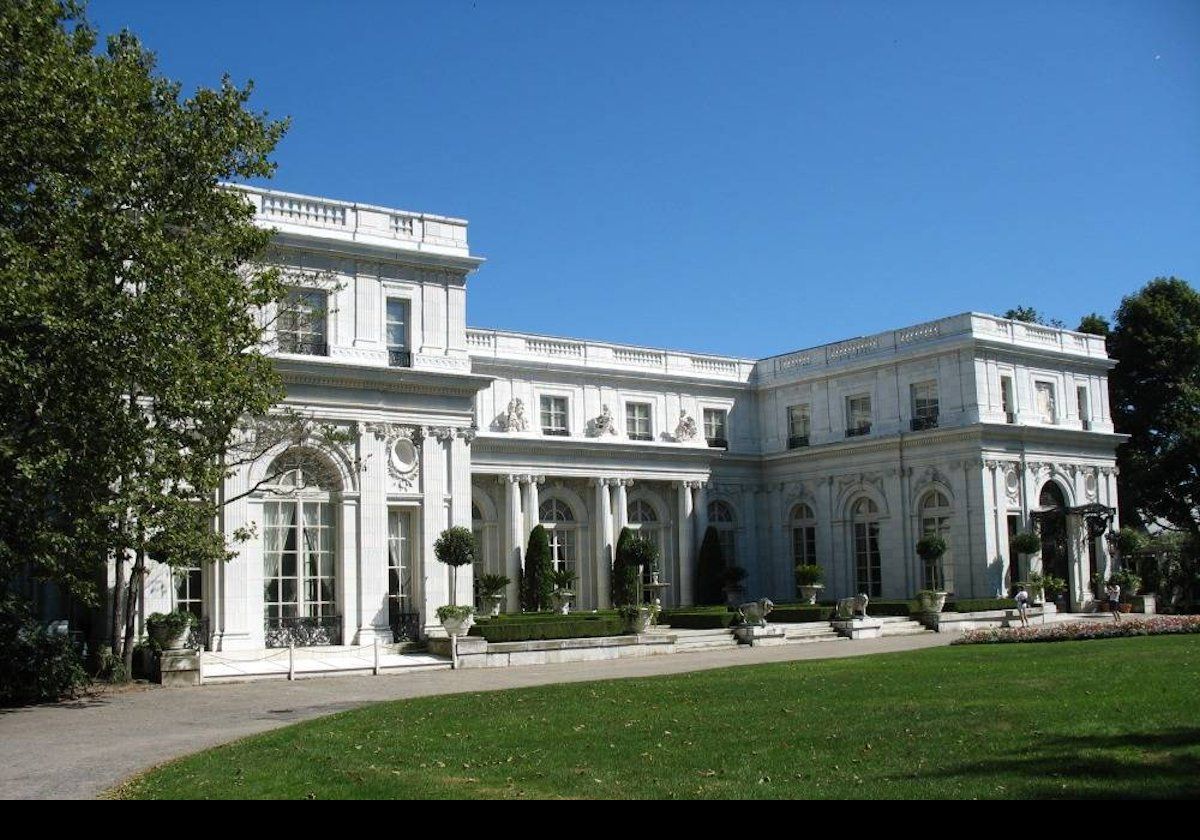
[1033,482,1069,606]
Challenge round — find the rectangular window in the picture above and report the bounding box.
[1035,381,1056,424]
[910,381,939,431]
[626,403,653,441]
[787,404,810,448]
[1077,385,1090,430]
[846,394,872,437]
[386,298,411,367]
[1001,375,1016,423]
[854,522,882,597]
[540,396,569,436]
[792,526,816,567]
[703,408,728,448]
[174,567,202,619]
[278,289,328,356]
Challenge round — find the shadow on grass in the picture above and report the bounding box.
[910,728,1200,799]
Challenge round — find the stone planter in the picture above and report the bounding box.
[440,613,474,637]
[480,594,504,618]
[623,607,653,634]
[798,584,824,605]
[919,591,948,614]
[149,624,191,651]
[551,590,574,616]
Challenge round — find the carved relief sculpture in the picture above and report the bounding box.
[503,398,527,432]
[674,410,697,441]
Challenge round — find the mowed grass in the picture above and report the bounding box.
[117,636,1200,799]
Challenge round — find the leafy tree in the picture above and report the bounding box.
[610,527,641,607]
[0,0,288,672]
[521,526,554,612]
[1002,306,1065,328]
[696,526,725,605]
[434,527,475,607]
[1076,313,1111,337]
[1109,278,1200,537]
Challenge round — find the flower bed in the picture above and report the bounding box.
[952,616,1200,646]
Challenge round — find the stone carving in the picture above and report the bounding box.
[836,593,870,620]
[429,426,457,443]
[674,410,697,441]
[502,398,527,432]
[737,598,774,628]
[590,404,617,437]
[458,425,478,446]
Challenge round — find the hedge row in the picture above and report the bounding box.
[660,610,737,629]
[477,610,618,625]
[469,615,623,643]
[945,598,1018,613]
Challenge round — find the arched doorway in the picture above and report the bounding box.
[1034,481,1069,583]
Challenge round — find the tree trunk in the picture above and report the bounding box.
[120,545,145,671]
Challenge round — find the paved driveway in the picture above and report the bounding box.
[0,632,954,799]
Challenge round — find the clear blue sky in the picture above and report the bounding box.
[90,0,1199,358]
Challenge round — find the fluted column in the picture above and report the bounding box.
[593,478,615,608]
[419,427,449,634]
[503,475,523,611]
[449,430,473,606]
[614,479,630,534]
[676,481,695,607]
[522,475,543,542]
[694,482,709,546]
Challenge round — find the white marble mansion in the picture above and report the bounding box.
[141,186,1125,651]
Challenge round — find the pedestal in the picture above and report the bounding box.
[831,618,883,640]
[733,625,787,646]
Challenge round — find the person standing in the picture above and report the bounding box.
[1014,586,1030,628]
[1106,582,1122,622]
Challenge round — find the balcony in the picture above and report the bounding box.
[910,415,939,432]
[628,432,654,442]
[846,424,872,438]
[264,615,342,648]
[706,437,729,449]
[787,435,810,449]
[388,348,413,368]
[278,336,328,357]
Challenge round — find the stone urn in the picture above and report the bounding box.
[481,594,504,618]
[150,624,191,651]
[799,584,824,605]
[551,589,575,616]
[439,612,475,638]
[919,590,948,614]
[622,606,653,634]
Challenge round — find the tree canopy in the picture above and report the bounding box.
[1109,278,1200,536]
[0,1,288,665]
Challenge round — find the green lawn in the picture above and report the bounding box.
[117,636,1200,799]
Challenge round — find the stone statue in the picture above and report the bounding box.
[836,593,870,620]
[674,410,697,441]
[737,598,774,627]
[593,404,617,436]
[504,398,527,432]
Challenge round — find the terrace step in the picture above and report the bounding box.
[655,627,740,652]
[875,616,932,637]
[773,623,846,644]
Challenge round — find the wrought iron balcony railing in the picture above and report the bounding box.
[542,428,570,436]
[846,424,872,438]
[264,615,342,648]
[706,437,728,449]
[278,336,329,357]
[388,348,413,367]
[628,432,654,442]
[910,415,939,432]
[787,435,810,449]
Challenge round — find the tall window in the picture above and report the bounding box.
[262,451,338,643]
[846,395,872,437]
[540,396,569,436]
[787,404,810,448]
[278,289,328,356]
[387,509,414,613]
[1035,381,1056,424]
[471,503,486,601]
[707,500,737,567]
[1001,375,1016,423]
[386,298,411,367]
[920,490,953,592]
[791,503,817,593]
[703,409,728,447]
[911,381,939,430]
[1077,385,1090,429]
[626,403,653,441]
[540,499,576,575]
[174,567,202,619]
[851,497,882,597]
[629,499,663,600]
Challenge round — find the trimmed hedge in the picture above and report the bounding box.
[945,598,1018,613]
[660,610,737,630]
[469,615,623,643]
[767,605,835,623]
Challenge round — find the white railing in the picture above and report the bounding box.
[827,336,880,362]
[690,357,738,376]
[526,337,585,358]
[261,194,346,227]
[614,348,665,367]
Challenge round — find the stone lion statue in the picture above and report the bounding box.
[836,593,870,619]
[737,597,774,627]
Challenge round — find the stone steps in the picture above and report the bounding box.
[774,623,846,644]
[652,627,740,652]
[875,616,932,637]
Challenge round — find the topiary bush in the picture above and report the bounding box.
[435,526,476,607]
[1010,531,1042,554]
[696,526,724,605]
[0,595,88,706]
[611,527,641,607]
[521,525,554,612]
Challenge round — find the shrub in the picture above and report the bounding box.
[945,598,1019,613]
[550,567,577,591]
[1042,575,1068,601]
[435,526,476,607]
[794,564,824,586]
[470,615,622,643]
[1010,531,1042,554]
[763,605,834,623]
[952,616,1200,646]
[611,528,641,607]
[660,610,737,629]
[521,525,554,612]
[696,526,725,605]
[915,534,947,561]
[1114,527,1145,559]
[626,536,659,575]
[146,610,195,639]
[1109,568,1142,599]
[435,605,474,623]
[477,574,510,598]
[0,595,88,706]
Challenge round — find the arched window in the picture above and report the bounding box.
[540,498,577,576]
[920,490,953,592]
[791,503,817,594]
[707,500,737,567]
[262,450,339,643]
[629,499,663,557]
[1036,481,1069,582]
[851,497,882,597]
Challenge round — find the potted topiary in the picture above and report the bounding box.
[1042,574,1068,607]
[1010,531,1042,556]
[146,611,196,650]
[477,573,510,617]
[722,565,748,607]
[434,526,476,636]
[549,567,577,615]
[618,604,653,634]
[1113,527,1144,560]
[795,564,825,605]
[917,589,948,614]
[915,534,949,612]
[1026,571,1046,605]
